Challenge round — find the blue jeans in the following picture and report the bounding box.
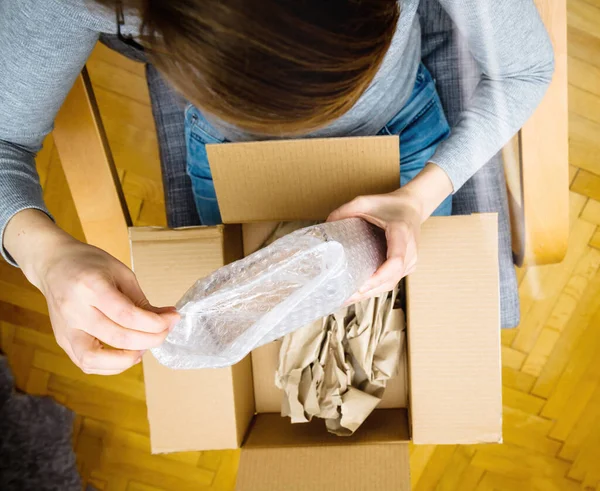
[185,63,451,225]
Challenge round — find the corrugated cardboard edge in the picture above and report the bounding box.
[407,214,502,444]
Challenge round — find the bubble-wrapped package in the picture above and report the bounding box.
[151,218,386,369]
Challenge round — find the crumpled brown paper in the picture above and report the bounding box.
[275,287,405,435]
[258,221,405,435]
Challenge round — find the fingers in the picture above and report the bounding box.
[346,257,403,304]
[347,223,418,305]
[65,329,144,375]
[114,263,181,321]
[89,273,178,334]
[82,308,170,350]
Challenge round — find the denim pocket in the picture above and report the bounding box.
[185,104,226,145]
[184,104,225,225]
[380,65,437,137]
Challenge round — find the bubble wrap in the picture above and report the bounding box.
[152,218,386,369]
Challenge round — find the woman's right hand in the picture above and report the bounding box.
[4,209,179,375]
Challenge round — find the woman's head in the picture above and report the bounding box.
[100,0,399,135]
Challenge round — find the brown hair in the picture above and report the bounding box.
[98,0,399,135]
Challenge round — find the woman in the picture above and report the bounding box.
[0,0,554,375]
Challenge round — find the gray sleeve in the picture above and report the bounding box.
[0,0,100,265]
[430,0,555,192]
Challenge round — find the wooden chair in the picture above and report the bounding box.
[52,0,568,271]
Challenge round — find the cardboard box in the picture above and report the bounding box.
[130,136,502,490]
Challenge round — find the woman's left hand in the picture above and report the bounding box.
[327,188,423,304]
[327,162,454,304]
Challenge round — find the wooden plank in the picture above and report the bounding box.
[36,134,55,190]
[48,375,150,435]
[568,0,600,41]
[0,280,49,316]
[532,267,600,398]
[94,87,157,133]
[548,341,600,441]
[591,227,600,249]
[455,466,486,491]
[87,57,151,105]
[567,25,600,68]
[569,165,579,186]
[541,304,600,419]
[413,446,457,491]
[43,146,86,242]
[137,200,167,227]
[32,350,145,401]
[502,366,537,393]
[502,346,526,370]
[581,199,600,225]
[409,444,437,488]
[568,56,600,96]
[53,69,132,267]
[122,171,165,207]
[502,134,525,264]
[0,300,52,333]
[434,447,477,491]
[521,328,561,377]
[90,44,146,77]
[0,322,16,356]
[25,368,50,396]
[569,85,600,126]
[512,218,597,352]
[560,384,600,461]
[470,444,570,479]
[516,0,569,266]
[571,169,600,201]
[502,386,546,415]
[545,247,600,331]
[569,113,600,177]
[13,325,64,355]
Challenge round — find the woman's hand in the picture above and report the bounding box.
[327,163,453,303]
[328,188,422,303]
[4,210,179,375]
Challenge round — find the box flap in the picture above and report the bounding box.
[239,412,409,491]
[406,214,502,444]
[236,444,410,491]
[141,354,253,453]
[208,136,400,223]
[129,226,243,305]
[130,226,255,452]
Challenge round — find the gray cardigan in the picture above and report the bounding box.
[0,0,554,264]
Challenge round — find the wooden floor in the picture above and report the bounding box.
[1,1,600,489]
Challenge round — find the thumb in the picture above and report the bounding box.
[150,305,181,327]
[112,265,180,328]
[327,196,373,222]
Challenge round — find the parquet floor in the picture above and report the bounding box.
[1,1,599,489]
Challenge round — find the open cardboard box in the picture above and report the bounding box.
[130,136,502,490]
